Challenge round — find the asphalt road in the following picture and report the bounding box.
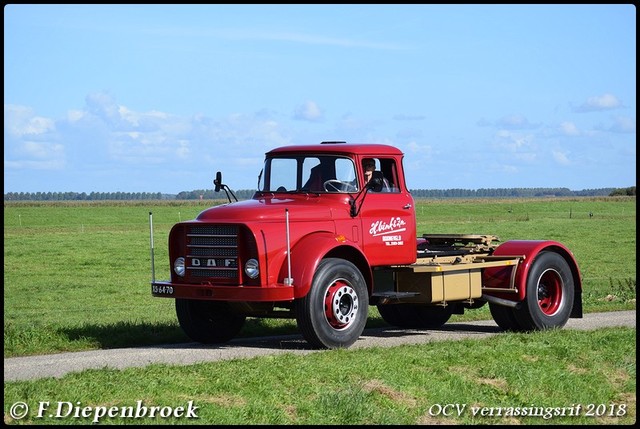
[4,310,635,382]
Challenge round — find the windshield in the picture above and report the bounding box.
[258,155,359,193]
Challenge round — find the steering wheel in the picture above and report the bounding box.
[323,179,357,193]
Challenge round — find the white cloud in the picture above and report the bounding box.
[514,152,537,163]
[222,29,408,51]
[609,116,636,134]
[4,104,64,172]
[7,140,65,170]
[494,130,535,151]
[176,140,190,159]
[406,141,432,156]
[4,104,55,137]
[489,163,519,174]
[85,91,120,120]
[559,121,580,136]
[393,114,425,121]
[496,114,540,130]
[23,141,59,159]
[574,93,623,112]
[5,87,634,193]
[4,158,65,171]
[293,101,324,122]
[67,109,85,122]
[552,150,571,165]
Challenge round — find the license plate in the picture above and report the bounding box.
[152,284,174,295]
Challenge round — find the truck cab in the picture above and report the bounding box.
[260,142,417,266]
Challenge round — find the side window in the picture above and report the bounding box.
[380,159,399,193]
[367,158,399,193]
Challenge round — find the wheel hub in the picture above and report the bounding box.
[324,280,359,329]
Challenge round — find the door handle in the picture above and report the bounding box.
[403,204,412,209]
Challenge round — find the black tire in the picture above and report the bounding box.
[410,305,454,329]
[512,251,575,331]
[489,303,524,331]
[377,303,453,329]
[295,258,369,349]
[377,304,407,327]
[175,299,246,344]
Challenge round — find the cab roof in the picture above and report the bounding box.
[267,142,404,158]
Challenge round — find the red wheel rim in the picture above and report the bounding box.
[537,269,563,315]
[323,279,359,330]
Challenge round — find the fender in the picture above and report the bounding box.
[279,231,367,299]
[484,240,582,302]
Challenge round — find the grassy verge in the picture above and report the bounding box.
[3,327,636,425]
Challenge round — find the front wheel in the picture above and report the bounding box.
[175,299,246,344]
[512,251,575,330]
[295,258,369,349]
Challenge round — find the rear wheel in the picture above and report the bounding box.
[489,303,524,331]
[175,299,246,344]
[295,258,368,349]
[513,251,574,330]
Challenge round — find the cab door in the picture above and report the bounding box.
[358,157,416,266]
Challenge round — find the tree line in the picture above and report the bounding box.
[4,191,165,201]
[4,187,635,201]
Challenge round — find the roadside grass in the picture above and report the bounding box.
[3,327,636,425]
[3,197,636,358]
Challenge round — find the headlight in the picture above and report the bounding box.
[174,257,186,277]
[244,258,259,279]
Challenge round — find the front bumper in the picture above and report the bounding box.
[151,281,295,302]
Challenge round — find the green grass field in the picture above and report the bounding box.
[3,197,636,358]
[3,197,636,425]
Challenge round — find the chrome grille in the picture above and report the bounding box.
[186,224,239,281]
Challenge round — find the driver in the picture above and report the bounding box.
[362,158,390,191]
[362,158,376,185]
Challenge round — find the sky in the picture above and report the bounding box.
[4,4,636,194]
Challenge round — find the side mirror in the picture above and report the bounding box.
[214,171,222,192]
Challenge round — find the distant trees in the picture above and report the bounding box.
[609,186,636,196]
[408,187,613,199]
[4,187,629,201]
[4,191,164,201]
[175,189,256,200]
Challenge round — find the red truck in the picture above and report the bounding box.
[150,141,582,349]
